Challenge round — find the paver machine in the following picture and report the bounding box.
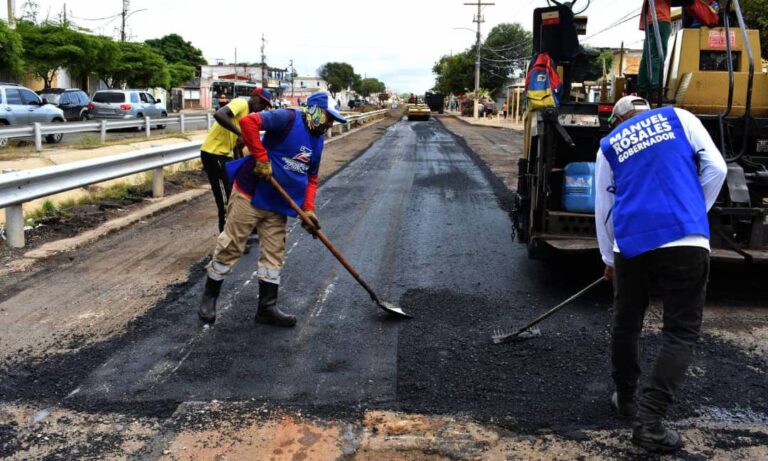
[514,0,768,263]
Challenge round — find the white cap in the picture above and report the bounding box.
[610,96,651,122]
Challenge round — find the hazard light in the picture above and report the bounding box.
[598,104,614,114]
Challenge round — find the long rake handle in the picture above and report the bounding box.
[267,176,380,302]
[512,277,606,336]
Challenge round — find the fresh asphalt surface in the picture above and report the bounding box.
[2,118,766,442]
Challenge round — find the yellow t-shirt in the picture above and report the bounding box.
[201,98,250,156]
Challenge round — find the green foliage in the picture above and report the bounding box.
[0,20,24,77]
[318,62,360,96]
[354,77,386,97]
[584,48,614,81]
[168,62,196,88]
[480,23,532,94]
[432,51,476,95]
[432,22,532,97]
[741,0,768,58]
[70,34,119,89]
[145,33,206,70]
[16,20,87,88]
[106,42,170,89]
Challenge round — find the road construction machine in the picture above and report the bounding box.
[513,0,768,264]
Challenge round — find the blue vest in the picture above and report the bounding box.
[228,111,322,218]
[599,106,709,258]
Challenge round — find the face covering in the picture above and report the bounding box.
[300,105,329,137]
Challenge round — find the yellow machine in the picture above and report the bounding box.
[406,103,431,121]
[514,0,768,263]
[666,28,768,117]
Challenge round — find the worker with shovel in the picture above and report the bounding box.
[595,96,726,452]
[197,91,342,326]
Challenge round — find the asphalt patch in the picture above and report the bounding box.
[395,286,768,433]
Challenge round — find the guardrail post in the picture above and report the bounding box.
[180,114,186,134]
[145,117,151,139]
[100,120,107,144]
[33,123,42,152]
[5,204,24,248]
[152,167,164,198]
[207,113,213,130]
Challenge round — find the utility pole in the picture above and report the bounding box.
[464,1,494,120]
[260,34,267,88]
[7,0,15,28]
[289,58,295,100]
[121,0,129,42]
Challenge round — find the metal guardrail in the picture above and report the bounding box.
[0,108,392,248]
[0,109,390,152]
[0,114,213,152]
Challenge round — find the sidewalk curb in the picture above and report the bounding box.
[4,188,209,274]
[442,113,522,131]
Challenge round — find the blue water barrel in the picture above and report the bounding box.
[562,162,596,213]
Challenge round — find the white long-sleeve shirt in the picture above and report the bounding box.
[595,108,728,266]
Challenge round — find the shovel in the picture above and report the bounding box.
[491,276,605,344]
[267,176,412,319]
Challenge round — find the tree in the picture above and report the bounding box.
[354,77,386,97]
[432,51,475,95]
[105,42,170,89]
[479,23,532,95]
[16,21,86,88]
[168,62,196,89]
[0,20,24,78]
[145,33,206,72]
[318,62,359,97]
[584,48,614,82]
[741,0,768,58]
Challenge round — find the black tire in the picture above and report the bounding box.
[80,111,89,121]
[45,119,65,144]
[157,112,168,130]
[135,113,144,132]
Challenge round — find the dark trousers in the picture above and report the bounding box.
[200,151,233,232]
[611,246,709,424]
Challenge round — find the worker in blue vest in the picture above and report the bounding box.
[595,96,727,452]
[198,91,344,326]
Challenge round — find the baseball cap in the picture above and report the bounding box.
[251,87,273,107]
[609,96,651,123]
[307,91,348,123]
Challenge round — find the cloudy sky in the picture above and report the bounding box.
[3,0,647,93]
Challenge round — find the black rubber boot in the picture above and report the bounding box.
[198,276,222,323]
[632,423,684,453]
[611,391,638,421]
[255,281,296,327]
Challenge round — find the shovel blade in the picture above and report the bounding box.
[377,300,413,319]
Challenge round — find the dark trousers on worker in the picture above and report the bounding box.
[200,151,233,232]
[611,246,709,424]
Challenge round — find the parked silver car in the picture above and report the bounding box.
[90,90,168,125]
[0,83,67,145]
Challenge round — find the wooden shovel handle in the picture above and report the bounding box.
[268,176,362,280]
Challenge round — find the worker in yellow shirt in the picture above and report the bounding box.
[200,88,273,231]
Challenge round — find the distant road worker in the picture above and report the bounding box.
[595,96,727,452]
[198,91,345,326]
[200,88,273,232]
[638,0,671,100]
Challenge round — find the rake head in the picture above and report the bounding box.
[491,326,542,344]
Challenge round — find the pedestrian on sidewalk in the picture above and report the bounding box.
[595,96,726,453]
[200,88,273,232]
[198,91,345,326]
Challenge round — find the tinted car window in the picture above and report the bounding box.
[20,89,40,105]
[144,93,156,104]
[139,93,149,103]
[5,89,22,105]
[60,93,72,105]
[93,92,126,103]
[77,91,89,105]
[130,93,139,103]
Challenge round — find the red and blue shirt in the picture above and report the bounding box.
[230,109,322,217]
